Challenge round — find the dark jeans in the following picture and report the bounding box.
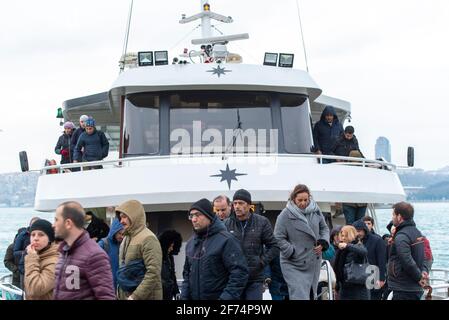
[242,282,264,300]
[392,291,423,300]
[343,205,367,225]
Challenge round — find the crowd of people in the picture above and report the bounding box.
[54,115,109,170]
[1,107,431,300]
[2,185,432,301]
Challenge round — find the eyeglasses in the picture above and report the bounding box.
[85,127,94,130]
[188,212,203,220]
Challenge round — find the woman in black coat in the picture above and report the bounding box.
[334,225,370,300]
[158,230,182,300]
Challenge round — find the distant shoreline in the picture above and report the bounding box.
[1,200,449,210]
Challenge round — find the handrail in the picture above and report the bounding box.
[320,259,335,300]
[37,153,397,175]
[0,274,23,300]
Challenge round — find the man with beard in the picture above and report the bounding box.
[52,201,115,300]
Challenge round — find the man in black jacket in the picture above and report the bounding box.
[225,189,279,300]
[331,126,364,158]
[181,199,249,300]
[312,106,344,162]
[387,202,429,300]
[353,219,387,300]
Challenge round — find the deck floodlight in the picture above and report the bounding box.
[263,52,278,66]
[154,51,169,65]
[138,51,154,66]
[203,3,210,11]
[278,53,294,68]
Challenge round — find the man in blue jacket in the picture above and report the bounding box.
[98,218,124,289]
[181,198,249,300]
[74,118,109,169]
[312,106,344,163]
[387,202,429,300]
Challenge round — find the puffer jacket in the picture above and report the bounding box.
[116,200,163,300]
[53,231,116,300]
[181,217,249,300]
[24,244,59,300]
[224,212,279,283]
[312,106,344,154]
[74,129,109,162]
[388,219,426,293]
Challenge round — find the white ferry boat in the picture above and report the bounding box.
[3,0,448,300]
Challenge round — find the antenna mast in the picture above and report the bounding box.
[296,0,310,73]
[120,0,134,73]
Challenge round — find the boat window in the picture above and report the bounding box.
[123,93,160,155]
[169,91,274,154]
[280,94,313,154]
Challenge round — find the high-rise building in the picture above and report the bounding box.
[375,136,391,162]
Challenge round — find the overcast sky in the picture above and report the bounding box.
[0,0,448,173]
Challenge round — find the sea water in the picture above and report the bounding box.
[0,202,448,275]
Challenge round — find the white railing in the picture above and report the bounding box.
[317,259,335,300]
[37,153,397,176]
[0,274,23,300]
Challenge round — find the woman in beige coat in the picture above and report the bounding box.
[24,219,59,300]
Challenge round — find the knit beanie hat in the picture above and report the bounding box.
[189,198,215,221]
[233,189,252,204]
[30,219,55,243]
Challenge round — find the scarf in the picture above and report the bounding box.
[286,199,319,226]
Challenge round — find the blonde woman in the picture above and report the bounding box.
[24,219,59,300]
[334,225,369,300]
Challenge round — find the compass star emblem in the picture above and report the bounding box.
[207,65,232,78]
[210,164,247,190]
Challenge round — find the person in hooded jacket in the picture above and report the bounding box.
[24,219,59,300]
[312,106,344,162]
[334,225,370,300]
[55,121,75,165]
[116,200,163,300]
[353,219,387,300]
[98,218,124,289]
[274,184,330,300]
[181,198,249,300]
[158,229,183,300]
